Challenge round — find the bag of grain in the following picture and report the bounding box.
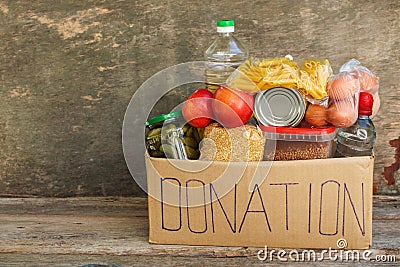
[199,122,264,162]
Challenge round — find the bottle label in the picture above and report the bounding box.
[356,129,368,140]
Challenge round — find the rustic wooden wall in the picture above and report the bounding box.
[0,0,399,196]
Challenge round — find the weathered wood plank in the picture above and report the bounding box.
[0,197,148,216]
[0,254,398,267]
[0,197,397,262]
[373,196,400,219]
[0,213,397,257]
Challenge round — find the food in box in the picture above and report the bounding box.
[139,56,378,249]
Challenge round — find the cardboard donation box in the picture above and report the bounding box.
[146,155,374,249]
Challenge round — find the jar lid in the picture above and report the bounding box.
[145,110,183,126]
[217,20,234,33]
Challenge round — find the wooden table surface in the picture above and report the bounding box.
[0,196,398,266]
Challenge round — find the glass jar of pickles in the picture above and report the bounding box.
[145,111,202,160]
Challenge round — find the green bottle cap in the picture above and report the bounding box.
[217,20,235,33]
[145,110,183,126]
[217,20,235,27]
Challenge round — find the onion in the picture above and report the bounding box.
[327,99,358,128]
[358,69,379,94]
[305,104,329,127]
[327,72,360,100]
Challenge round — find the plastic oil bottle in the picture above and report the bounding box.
[205,20,248,93]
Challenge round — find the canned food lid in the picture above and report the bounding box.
[145,110,183,126]
[254,87,306,127]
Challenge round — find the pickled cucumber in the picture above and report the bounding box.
[186,127,194,138]
[147,138,161,150]
[147,128,161,137]
[182,123,191,133]
[193,128,200,143]
[184,145,200,160]
[161,144,177,158]
[197,127,204,140]
[182,137,198,149]
[150,150,164,157]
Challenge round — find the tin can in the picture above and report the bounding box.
[254,87,306,127]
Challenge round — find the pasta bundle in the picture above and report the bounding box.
[226,57,332,101]
[299,58,332,100]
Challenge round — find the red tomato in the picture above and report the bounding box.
[212,86,254,128]
[182,88,213,128]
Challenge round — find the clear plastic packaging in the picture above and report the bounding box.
[339,59,380,117]
[299,58,332,105]
[304,58,381,128]
[199,122,264,162]
[340,59,379,93]
[326,71,360,128]
[227,57,299,93]
[261,126,336,161]
[226,57,331,104]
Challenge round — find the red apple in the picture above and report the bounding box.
[212,86,254,128]
[182,88,213,128]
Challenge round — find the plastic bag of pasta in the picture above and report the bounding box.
[226,57,299,94]
[298,58,332,105]
[226,57,331,103]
